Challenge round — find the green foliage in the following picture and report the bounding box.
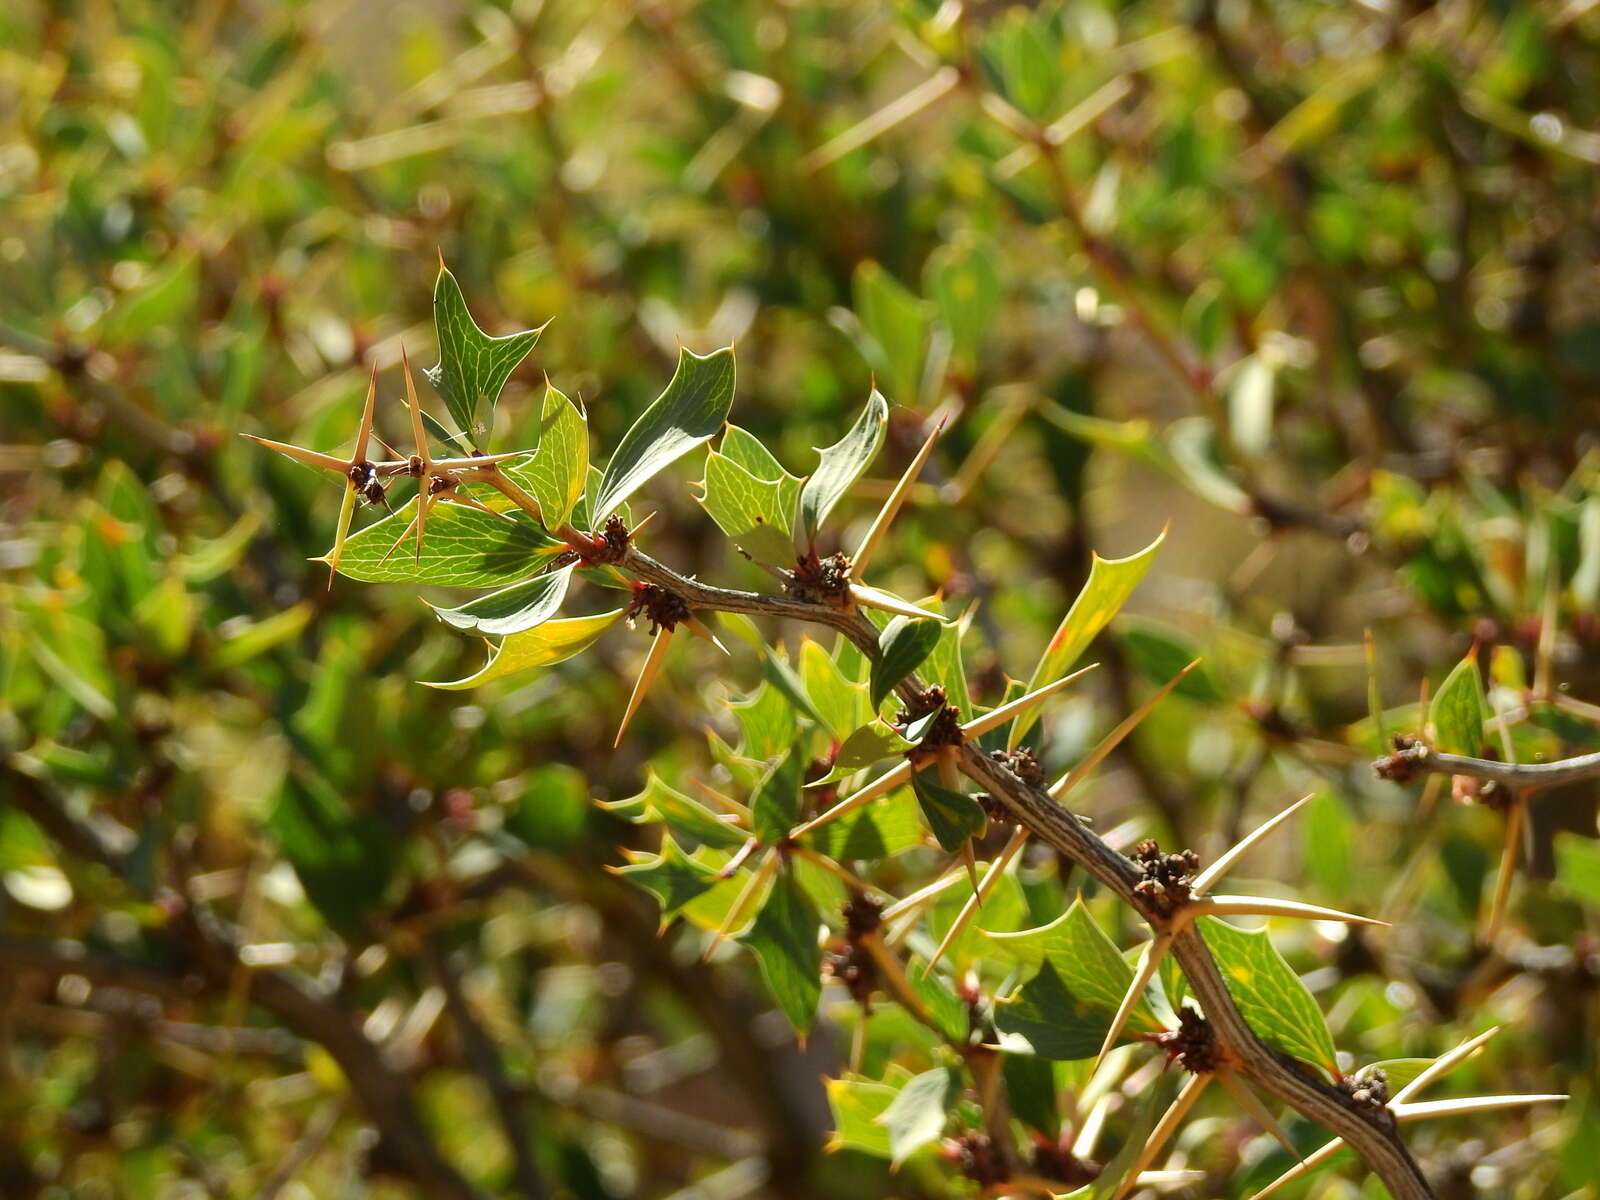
[427,263,547,449]
[870,616,943,708]
[800,389,889,545]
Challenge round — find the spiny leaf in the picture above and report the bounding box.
[615,836,720,920]
[334,497,565,586]
[877,1066,960,1165]
[825,1076,899,1157]
[422,609,623,690]
[871,616,943,708]
[429,563,574,636]
[1199,915,1339,1076]
[698,448,801,564]
[910,768,986,853]
[799,639,870,737]
[800,388,889,543]
[742,866,822,1033]
[522,384,588,530]
[1430,651,1487,756]
[1012,529,1164,746]
[751,747,807,845]
[595,346,736,521]
[802,788,923,860]
[598,772,748,850]
[428,262,546,448]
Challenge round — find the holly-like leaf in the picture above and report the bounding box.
[598,772,748,850]
[430,563,574,636]
[910,768,986,852]
[523,384,588,531]
[986,898,1165,1053]
[595,346,735,521]
[742,866,822,1033]
[428,262,547,447]
[699,448,802,564]
[800,388,888,544]
[825,1076,899,1157]
[423,609,623,690]
[877,1066,961,1165]
[751,747,807,844]
[800,639,870,737]
[803,789,923,860]
[1011,529,1164,746]
[921,609,972,718]
[1002,1053,1060,1138]
[335,499,565,587]
[1555,832,1600,909]
[1430,651,1487,756]
[994,959,1116,1061]
[1199,915,1339,1076]
[615,836,720,920]
[871,616,943,708]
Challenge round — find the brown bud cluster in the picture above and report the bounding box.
[943,1133,1006,1188]
[581,514,632,566]
[626,583,691,634]
[988,747,1045,786]
[1373,734,1429,783]
[1153,1005,1219,1074]
[1132,840,1200,917]
[786,550,852,606]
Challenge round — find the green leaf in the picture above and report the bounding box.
[836,723,913,773]
[1555,833,1600,908]
[986,898,1165,1054]
[910,769,986,852]
[698,448,801,564]
[921,610,972,718]
[267,772,393,939]
[799,388,888,543]
[427,262,547,447]
[994,959,1117,1061]
[1011,529,1164,746]
[877,1067,960,1165]
[335,499,565,586]
[1117,617,1222,701]
[595,346,736,521]
[1199,915,1339,1076]
[926,236,1002,366]
[762,651,830,732]
[751,747,807,844]
[800,639,870,737]
[826,1076,899,1157]
[1430,652,1487,756]
[430,564,574,637]
[503,763,588,851]
[1002,1053,1060,1138]
[985,8,1061,119]
[853,261,929,405]
[615,836,721,920]
[742,866,822,1033]
[803,788,923,860]
[871,616,943,708]
[422,609,623,690]
[599,773,748,850]
[524,384,588,530]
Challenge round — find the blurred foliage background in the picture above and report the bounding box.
[3,0,1600,1197]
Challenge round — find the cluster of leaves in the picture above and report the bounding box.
[4,1,1600,1198]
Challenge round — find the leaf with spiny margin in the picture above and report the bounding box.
[751,746,806,844]
[1430,651,1487,756]
[877,1067,961,1165]
[800,388,888,544]
[334,498,566,586]
[762,649,829,732]
[800,638,870,737]
[910,768,986,853]
[615,836,720,920]
[905,956,969,1042]
[803,788,923,860]
[720,424,788,480]
[524,384,588,530]
[811,723,913,785]
[731,681,797,761]
[825,1076,899,1157]
[430,563,574,636]
[596,346,735,520]
[1011,529,1164,747]
[871,616,943,708]
[597,772,748,850]
[993,959,1118,1061]
[422,609,623,690]
[742,867,822,1033]
[984,898,1165,1036]
[1199,915,1339,1076]
[1118,617,1223,702]
[568,463,631,533]
[699,449,801,564]
[428,263,547,448]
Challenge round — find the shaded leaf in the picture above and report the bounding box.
[803,788,923,860]
[743,867,822,1033]
[853,262,929,405]
[751,747,807,844]
[1118,618,1222,701]
[598,773,748,850]
[615,836,720,920]
[871,616,943,708]
[910,768,986,852]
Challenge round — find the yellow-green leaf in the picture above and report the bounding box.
[1199,915,1339,1076]
[423,608,623,690]
[1429,652,1487,756]
[336,498,565,586]
[522,384,588,530]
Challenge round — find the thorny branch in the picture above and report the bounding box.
[1376,737,1600,792]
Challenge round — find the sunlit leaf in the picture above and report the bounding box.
[336,498,565,586]
[430,563,574,636]
[877,1066,960,1165]
[699,447,801,563]
[523,384,588,530]
[1199,916,1339,1076]
[422,609,623,690]
[1430,652,1487,756]
[427,262,547,447]
[800,388,888,544]
[615,836,720,920]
